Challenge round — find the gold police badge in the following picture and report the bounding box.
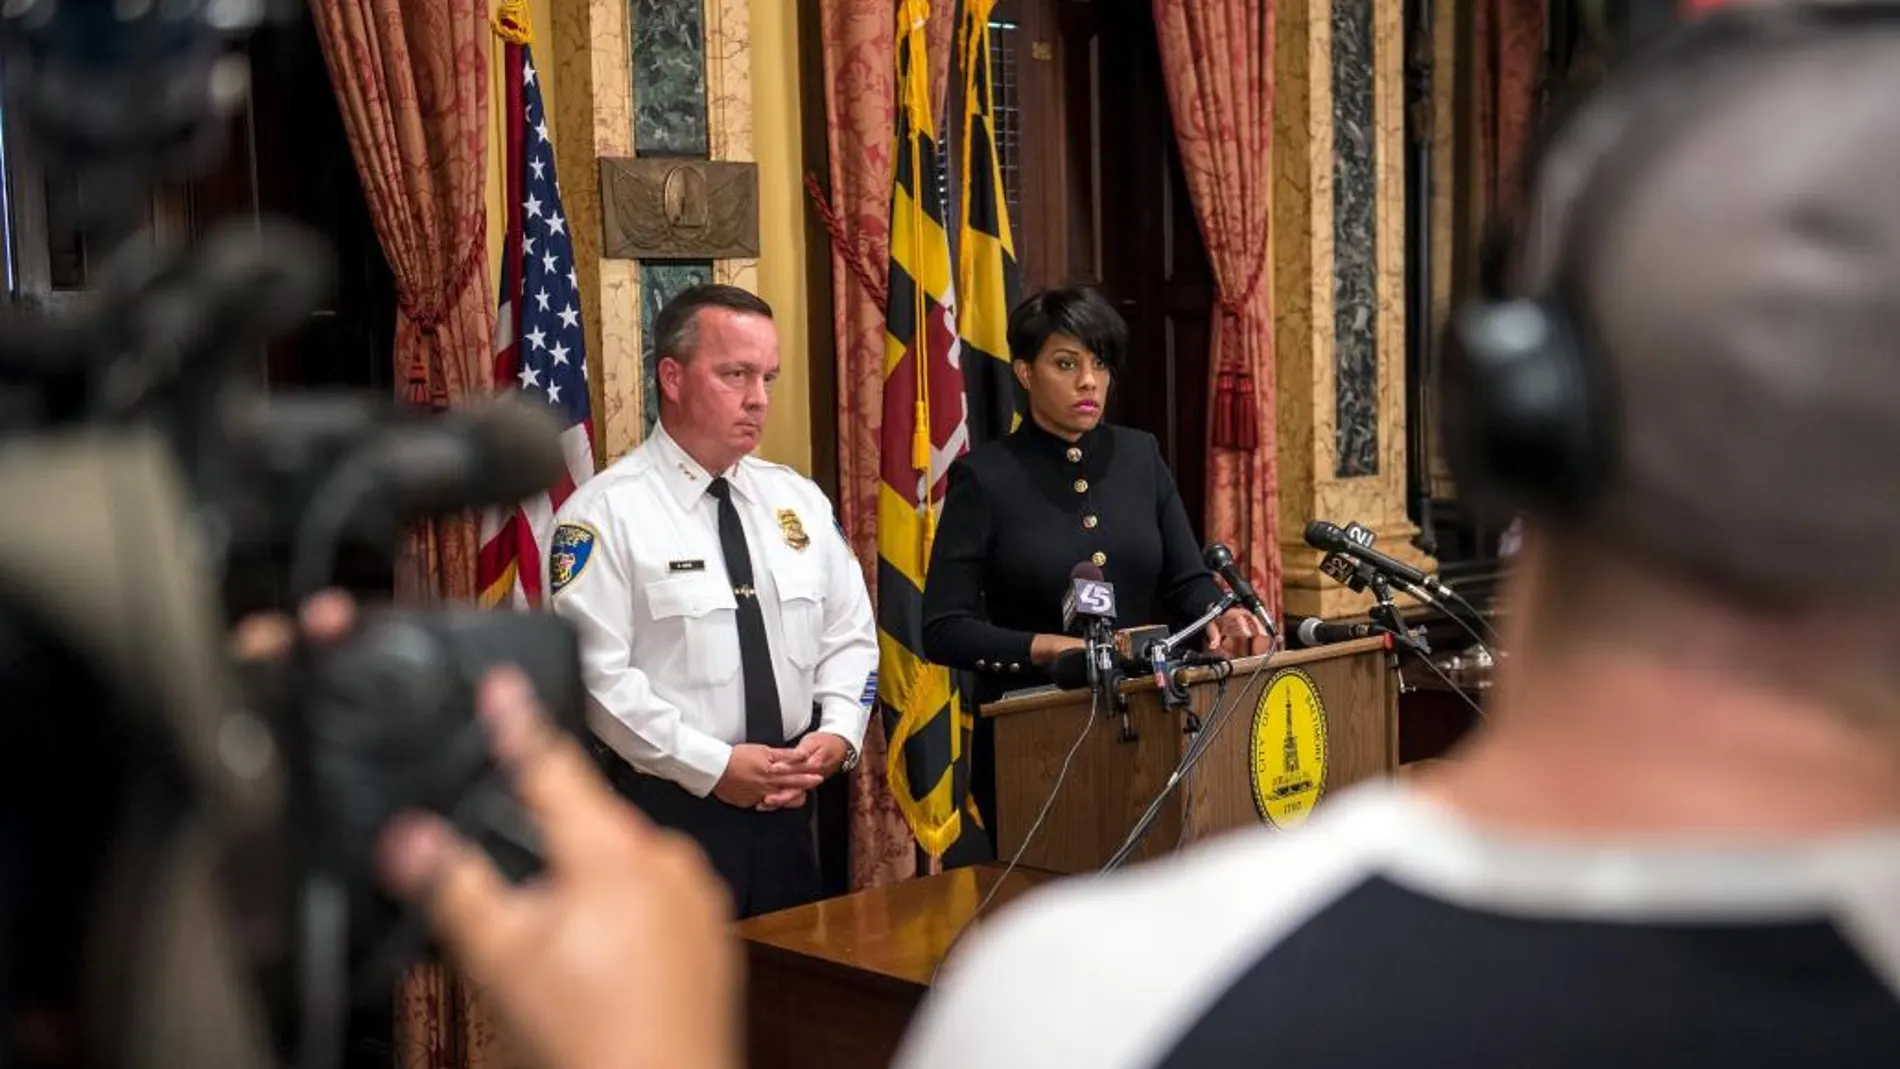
[777,509,810,551]
[1249,668,1329,830]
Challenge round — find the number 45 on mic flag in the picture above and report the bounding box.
[1319,522,1377,592]
[1062,576,1118,633]
[1074,578,1115,616]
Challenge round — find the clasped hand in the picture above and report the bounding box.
[713,733,848,812]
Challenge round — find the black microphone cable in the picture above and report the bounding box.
[1097,652,1271,875]
[1438,583,1502,645]
[1174,655,1235,855]
[1396,641,1489,724]
[1351,568,1492,727]
[1099,669,1243,874]
[1391,575,1500,665]
[929,684,1100,986]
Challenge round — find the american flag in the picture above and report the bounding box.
[478,42,595,608]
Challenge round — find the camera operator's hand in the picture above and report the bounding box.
[713,743,821,809]
[379,669,741,1069]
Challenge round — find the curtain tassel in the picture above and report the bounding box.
[1211,365,1258,452]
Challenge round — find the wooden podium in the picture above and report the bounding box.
[985,635,1399,872]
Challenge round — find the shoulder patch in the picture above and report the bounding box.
[549,523,599,595]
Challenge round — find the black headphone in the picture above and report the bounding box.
[1436,0,1900,526]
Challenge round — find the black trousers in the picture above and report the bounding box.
[592,742,822,919]
[968,708,998,850]
[952,671,1007,869]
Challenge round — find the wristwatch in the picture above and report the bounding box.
[838,738,860,773]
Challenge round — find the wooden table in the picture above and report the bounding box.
[738,864,1058,1069]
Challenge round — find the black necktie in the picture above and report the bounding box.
[708,477,784,746]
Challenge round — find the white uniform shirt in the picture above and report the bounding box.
[548,422,879,797]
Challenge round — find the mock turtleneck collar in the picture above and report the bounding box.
[1018,415,1107,460]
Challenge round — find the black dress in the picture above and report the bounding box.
[921,420,1224,838]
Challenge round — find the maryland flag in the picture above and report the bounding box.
[880,0,1025,861]
[955,0,1023,443]
[879,0,964,860]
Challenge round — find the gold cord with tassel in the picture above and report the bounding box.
[492,0,531,43]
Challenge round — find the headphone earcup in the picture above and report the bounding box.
[1438,295,1610,523]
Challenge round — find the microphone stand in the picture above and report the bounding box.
[1081,618,1134,741]
[1356,562,1430,714]
[1151,591,1239,662]
[1142,591,1241,735]
[1351,561,1418,651]
[1150,643,1191,712]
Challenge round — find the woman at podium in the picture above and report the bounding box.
[921,285,1269,828]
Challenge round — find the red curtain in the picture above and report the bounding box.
[309,0,498,1062]
[310,0,494,608]
[1475,0,1545,218]
[1153,0,1283,625]
[813,0,915,892]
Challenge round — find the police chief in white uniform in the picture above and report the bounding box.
[548,284,877,917]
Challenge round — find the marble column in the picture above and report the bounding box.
[550,0,641,462]
[705,0,760,294]
[1275,0,1437,619]
[555,0,782,457]
[1428,0,1458,501]
[629,0,715,441]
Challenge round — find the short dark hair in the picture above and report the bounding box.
[653,283,774,364]
[1006,285,1127,375]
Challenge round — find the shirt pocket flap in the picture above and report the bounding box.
[776,567,825,604]
[646,574,736,620]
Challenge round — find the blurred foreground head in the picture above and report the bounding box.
[1442,3,1900,713]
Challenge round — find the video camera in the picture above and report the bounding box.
[0,3,586,1068]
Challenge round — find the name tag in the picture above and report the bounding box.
[668,559,706,573]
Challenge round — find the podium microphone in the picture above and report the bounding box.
[1061,561,1116,637]
[1304,520,1455,599]
[1203,542,1278,639]
[1293,617,1382,649]
[1058,562,1131,731]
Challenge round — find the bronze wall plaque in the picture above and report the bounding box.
[599,157,759,261]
